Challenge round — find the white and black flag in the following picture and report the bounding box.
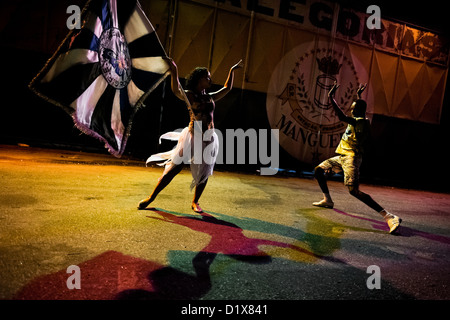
[29,0,169,157]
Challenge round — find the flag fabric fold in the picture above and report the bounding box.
[29,0,169,157]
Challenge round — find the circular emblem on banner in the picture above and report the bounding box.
[266,41,370,165]
[99,28,131,89]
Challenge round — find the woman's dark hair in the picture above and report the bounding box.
[185,67,209,91]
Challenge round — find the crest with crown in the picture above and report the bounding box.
[316,56,342,75]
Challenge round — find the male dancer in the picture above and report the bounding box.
[313,82,402,234]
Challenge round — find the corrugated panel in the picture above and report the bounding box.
[245,18,286,93]
[209,9,249,88]
[172,2,214,77]
[368,50,398,117]
[418,65,447,123]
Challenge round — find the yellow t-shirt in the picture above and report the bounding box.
[335,117,371,156]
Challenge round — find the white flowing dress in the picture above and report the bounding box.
[146,125,219,190]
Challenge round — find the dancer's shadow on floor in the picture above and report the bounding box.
[116,250,216,300]
[117,207,318,300]
[334,208,450,244]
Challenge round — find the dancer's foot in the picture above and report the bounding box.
[312,199,334,209]
[191,202,203,213]
[138,196,154,210]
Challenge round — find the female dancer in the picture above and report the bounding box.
[138,58,243,213]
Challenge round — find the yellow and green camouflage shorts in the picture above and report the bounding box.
[318,155,362,186]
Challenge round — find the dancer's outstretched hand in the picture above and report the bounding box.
[328,81,339,97]
[357,83,367,98]
[231,59,244,71]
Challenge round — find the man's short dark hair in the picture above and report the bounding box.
[353,99,367,116]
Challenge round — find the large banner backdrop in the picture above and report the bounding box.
[148,0,448,165]
[17,0,448,165]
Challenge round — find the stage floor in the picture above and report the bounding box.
[1,144,449,301]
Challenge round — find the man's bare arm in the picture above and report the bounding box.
[328,82,353,124]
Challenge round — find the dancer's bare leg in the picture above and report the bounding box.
[138,164,183,209]
[313,166,334,208]
[192,179,208,213]
[347,185,383,212]
[348,185,402,233]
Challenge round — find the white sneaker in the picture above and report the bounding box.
[312,199,334,209]
[385,214,402,234]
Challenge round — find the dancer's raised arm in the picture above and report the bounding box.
[210,59,244,101]
[328,81,354,125]
[163,57,185,101]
